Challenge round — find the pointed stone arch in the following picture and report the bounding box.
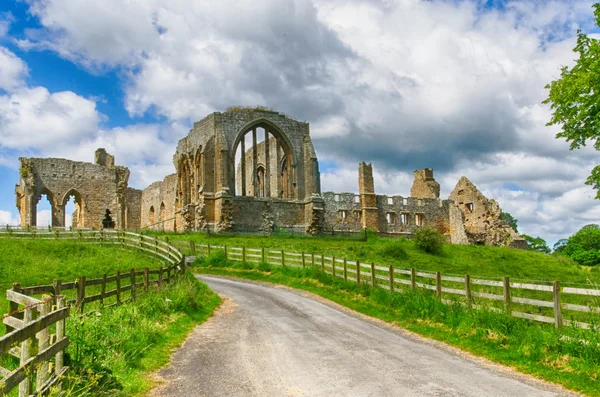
[232,118,296,199]
[60,188,85,228]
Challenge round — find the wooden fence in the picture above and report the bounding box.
[181,241,600,331]
[0,230,186,397]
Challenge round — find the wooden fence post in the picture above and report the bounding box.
[302,252,306,269]
[554,280,562,329]
[166,266,171,283]
[77,276,86,313]
[343,258,347,282]
[321,254,324,272]
[19,306,34,397]
[101,274,107,305]
[371,263,376,287]
[503,276,511,314]
[435,272,441,300]
[465,274,472,308]
[224,245,228,260]
[356,261,361,285]
[144,267,149,292]
[190,240,196,255]
[410,268,416,289]
[281,250,285,267]
[55,296,65,377]
[36,295,52,390]
[130,269,136,302]
[389,265,394,292]
[312,252,315,267]
[262,247,265,263]
[116,271,122,304]
[53,279,62,296]
[208,243,211,256]
[243,246,246,263]
[158,267,163,288]
[332,256,336,277]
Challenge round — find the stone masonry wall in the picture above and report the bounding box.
[321,192,363,232]
[141,174,178,231]
[15,152,130,229]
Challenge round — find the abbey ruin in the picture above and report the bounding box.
[14,108,526,248]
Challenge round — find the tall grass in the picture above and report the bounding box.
[196,255,600,395]
[49,275,220,397]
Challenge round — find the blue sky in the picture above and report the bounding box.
[0,0,599,244]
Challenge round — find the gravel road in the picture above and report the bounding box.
[153,276,578,397]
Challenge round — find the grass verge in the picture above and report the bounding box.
[151,231,600,285]
[195,254,600,396]
[51,274,220,397]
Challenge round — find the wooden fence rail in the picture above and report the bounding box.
[183,240,600,331]
[0,230,186,396]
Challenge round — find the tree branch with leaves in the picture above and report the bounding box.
[544,3,600,198]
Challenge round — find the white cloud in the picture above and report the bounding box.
[0,47,28,92]
[0,86,101,148]
[5,0,600,243]
[0,210,19,226]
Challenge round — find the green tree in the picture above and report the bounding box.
[520,234,551,254]
[543,3,600,198]
[500,211,518,233]
[552,238,568,254]
[563,224,600,266]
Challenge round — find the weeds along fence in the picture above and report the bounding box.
[178,240,600,332]
[0,229,186,397]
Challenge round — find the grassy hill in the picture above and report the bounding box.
[0,238,164,309]
[153,232,600,285]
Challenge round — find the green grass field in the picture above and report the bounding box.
[0,238,165,310]
[152,231,600,285]
[0,237,221,397]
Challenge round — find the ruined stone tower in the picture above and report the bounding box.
[410,168,440,198]
[358,162,379,231]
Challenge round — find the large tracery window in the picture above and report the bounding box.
[234,124,294,199]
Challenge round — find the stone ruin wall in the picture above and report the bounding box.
[449,177,527,248]
[11,108,526,249]
[14,149,140,230]
[140,174,178,231]
[237,137,283,198]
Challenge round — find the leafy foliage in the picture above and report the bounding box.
[563,224,600,266]
[520,234,551,254]
[543,3,600,198]
[500,211,518,233]
[553,239,568,254]
[413,227,445,255]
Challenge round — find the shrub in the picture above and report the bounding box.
[378,240,409,260]
[413,227,445,254]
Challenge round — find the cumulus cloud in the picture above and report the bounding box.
[5,0,600,243]
[0,86,101,148]
[0,47,28,92]
[0,210,19,226]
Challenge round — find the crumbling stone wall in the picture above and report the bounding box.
[376,195,450,236]
[321,192,363,232]
[140,174,178,231]
[12,108,526,250]
[14,149,133,229]
[410,168,440,199]
[449,177,526,247]
[167,108,321,232]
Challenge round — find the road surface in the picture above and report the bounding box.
[153,276,577,397]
